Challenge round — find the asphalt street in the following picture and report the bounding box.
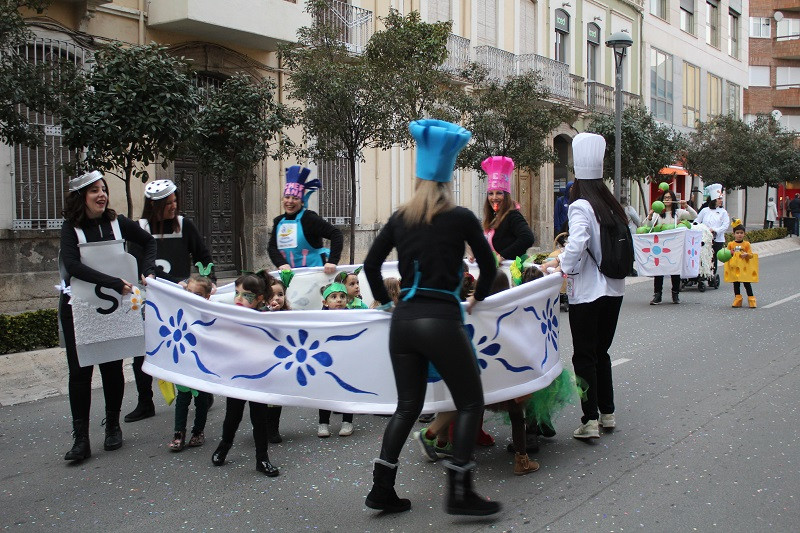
[2,251,799,532]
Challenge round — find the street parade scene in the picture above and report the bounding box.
[2,1,800,532]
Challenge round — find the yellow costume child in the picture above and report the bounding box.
[725,221,757,308]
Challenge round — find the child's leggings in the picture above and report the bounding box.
[221,398,269,456]
[318,410,353,424]
[174,390,212,433]
[733,282,753,297]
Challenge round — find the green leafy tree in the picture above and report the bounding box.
[61,43,198,217]
[588,105,684,208]
[438,65,572,175]
[285,2,450,263]
[684,114,751,194]
[1,0,81,146]
[192,73,293,268]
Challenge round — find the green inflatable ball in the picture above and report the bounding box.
[636,226,650,234]
[654,224,664,232]
[717,248,733,263]
[659,182,670,191]
[652,200,665,214]
[663,223,676,230]
[683,221,693,229]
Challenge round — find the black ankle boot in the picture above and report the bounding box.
[212,441,232,466]
[265,406,283,444]
[256,453,280,477]
[124,400,155,423]
[650,292,662,305]
[103,411,123,451]
[444,460,501,516]
[64,419,91,462]
[672,291,680,304]
[365,459,411,513]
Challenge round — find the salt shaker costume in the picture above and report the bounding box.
[267,166,343,269]
[556,133,625,439]
[481,156,535,260]
[59,170,156,461]
[363,119,501,516]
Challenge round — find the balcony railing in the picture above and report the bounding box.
[622,91,642,108]
[316,0,374,54]
[586,81,614,113]
[569,74,585,106]
[517,53,571,99]
[441,33,471,75]
[474,45,517,81]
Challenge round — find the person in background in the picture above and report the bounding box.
[766,197,778,229]
[695,184,730,277]
[788,193,800,236]
[554,182,573,235]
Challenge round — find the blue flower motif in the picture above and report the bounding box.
[524,297,559,367]
[234,326,377,395]
[145,302,218,377]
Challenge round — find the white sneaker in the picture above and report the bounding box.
[339,422,354,436]
[599,413,616,429]
[573,419,600,439]
[317,423,330,438]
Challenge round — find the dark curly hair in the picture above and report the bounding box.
[61,177,117,227]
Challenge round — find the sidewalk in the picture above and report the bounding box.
[2,236,798,407]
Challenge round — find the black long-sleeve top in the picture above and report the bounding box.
[364,206,497,322]
[488,209,535,260]
[60,215,157,294]
[129,217,216,283]
[267,209,344,268]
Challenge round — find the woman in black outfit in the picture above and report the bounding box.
[59,171,156,461]
[363,120,501,516]
[480,156,534,261]
[124,179,216,423]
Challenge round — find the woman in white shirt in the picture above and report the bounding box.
[646,190,697,304]
[542,132,626,440]
[694,187,730,278]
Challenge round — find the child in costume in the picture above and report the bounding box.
[265,272,294,444]
[334,268,369,309]
[211,273,280,477]
[727,222,757,308]
[317,282,355,437]
[169,271,214,451]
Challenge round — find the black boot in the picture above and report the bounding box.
[650,292,662,305]
[256,452,280,477]
[444,460,502,516]
[124,400,155,423]
[64,419,91,462]
[103,410,123,451]
[672,290,680,304]
[211,441,232,466]
[365,459,411,513]
[265,406,283,444]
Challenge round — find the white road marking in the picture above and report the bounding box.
[611,358,631,367]
[763,292,800,309]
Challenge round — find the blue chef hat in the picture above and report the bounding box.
[409,119,472,183]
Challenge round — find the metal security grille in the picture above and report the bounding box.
[316,158,359,226]
[316,0,374,54]
[13,38,90,230]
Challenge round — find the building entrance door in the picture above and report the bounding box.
[174,158,240,274]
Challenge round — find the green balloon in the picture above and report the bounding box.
[636,226,649,234]
[663,223,676,230]
[652,200,665,214]
[659,182,670,191]
[717,248,733,263]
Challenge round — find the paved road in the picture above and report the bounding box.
[2,251,799,532]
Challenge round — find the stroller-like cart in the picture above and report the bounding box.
[680,222,719,291]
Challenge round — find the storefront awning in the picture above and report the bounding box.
[658,165,688,176]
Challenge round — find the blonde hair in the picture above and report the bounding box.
[397,179,455,227]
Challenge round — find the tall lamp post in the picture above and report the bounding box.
[605,31,633,201]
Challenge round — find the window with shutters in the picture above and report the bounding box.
[680,0,695,34]
[651,48,673,122]
[316,157,360,225]
[477,0,497,46]
[683,62,700,127]
[726,81,740,117]
[519,0,537,55]
[428,0,451,23]
[650,0,667,20]
[707,73,722,117]
[706,1,720,48]
[729,13,740,58]
[13,38,90,230]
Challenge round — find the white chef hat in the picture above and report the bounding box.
[144,180,177,201]
[572,132,606,180]
[704,183,723,200]
[68,170,104,192]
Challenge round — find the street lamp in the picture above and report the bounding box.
[605,31,633,201]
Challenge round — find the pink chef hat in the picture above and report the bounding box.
[482,156,514,194]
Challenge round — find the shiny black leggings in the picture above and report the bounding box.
[379,318,484,466]
[60,295,124,421]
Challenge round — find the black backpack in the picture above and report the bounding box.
[586,212,634,280]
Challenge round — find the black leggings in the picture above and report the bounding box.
[733,282,753,297]
[379,318,484,466]
[131,355,153,401]
[221,398,269,456]
[653,275,681,294]
[60,294,124,421]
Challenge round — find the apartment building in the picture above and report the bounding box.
[744,1,800,222]
[2,0,644,311]
[641,0,749,206]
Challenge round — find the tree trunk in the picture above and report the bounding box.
[124,160,134,218]
[742,187,748,228]
[348,152,357,265]
[236,179,248,271]
[638,179,647,213]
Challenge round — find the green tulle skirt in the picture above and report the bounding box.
[491,368,583,432]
